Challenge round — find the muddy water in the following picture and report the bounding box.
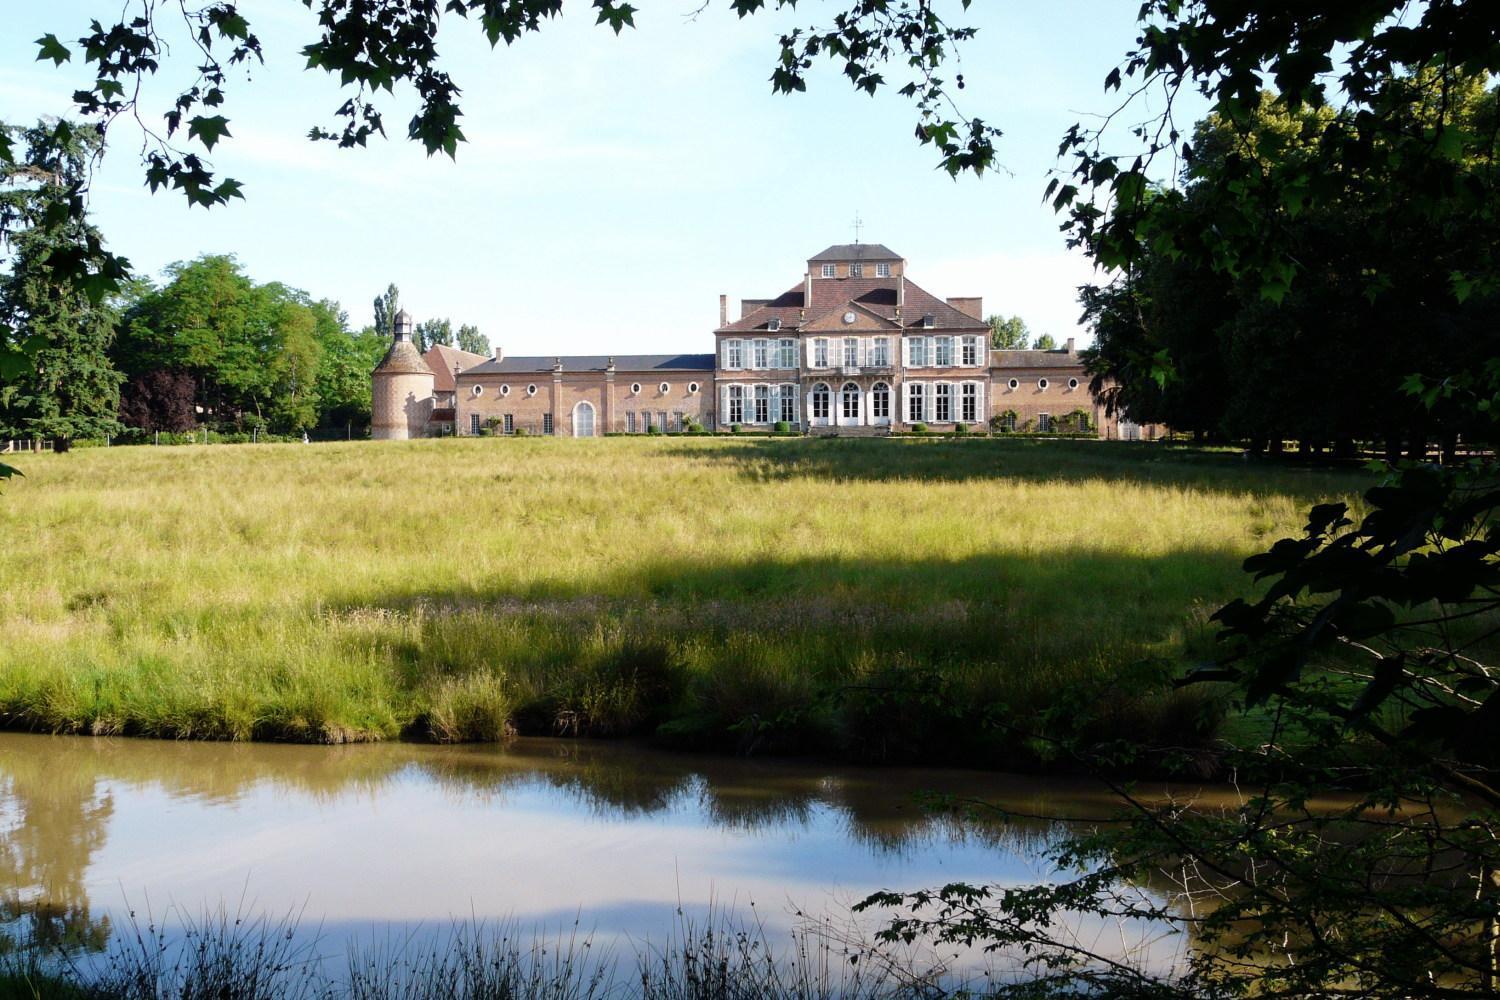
[0,732,1183,976]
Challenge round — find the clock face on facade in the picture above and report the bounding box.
[842,311,857,324]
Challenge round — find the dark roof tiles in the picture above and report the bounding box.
[461,354,714,376]
[808,243,902,262]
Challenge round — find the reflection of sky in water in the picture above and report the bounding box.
[1,733,1188,977]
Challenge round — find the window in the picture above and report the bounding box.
[1039,412,1052,433]
[726,340,743,369]
[657,411,668,431]
[754,384,770,423]
[961,336,980,366]
[841,382,860,420]
[503,413,514,434]
[872,382,890,419]
[542,413,554,434]
[811,383,830,420]
[472,384,484,396]
[1068,377,1079,390]
[728,385,744,424]
[850,263,863,278]
[876,262,891,278]
[470,413,480,435]
[1007,378,1019,390]
[934,337,954,366]
[659,381,670,394]
[1000,412,1017,432]
[778,339,796,369]
[872,337,889,367]
[779,385,797,423]
[752,339,769,369]
[1038,378,1049,390]
[814,339,829,368]
[674,411,685,432]
[689,382,700,394]
[843,337,859,367]
[934,382,952,422]
[500,384,510,397]
[961,383,978,422]
[908,337,928,367]
[626,411,636,433]
[821,263,836,277]
[527,384,537,396]
[907,382,926,422]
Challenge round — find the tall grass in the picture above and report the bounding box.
[0,437,1365,763]
[0,908,964,999]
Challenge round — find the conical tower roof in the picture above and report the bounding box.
[373,337,434,376]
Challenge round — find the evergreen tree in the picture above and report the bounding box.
[371,283,399,339]
[0,121,123,445]
[416,317,452,352]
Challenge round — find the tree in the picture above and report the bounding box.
[315,325,385,432]
[371,283,399,340]
[415,317,452,352]
[457,323,489,357]
[117,369,196,433]
[986,315,1029,351]
[0,121,123,446]
[1030,333,1056,351]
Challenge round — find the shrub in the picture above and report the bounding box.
[954,422,969,435]
[646,424,662,436]
[514,427,529,437]
[912,422,928,434]
[730,423,742,434]
[773,420,792,434]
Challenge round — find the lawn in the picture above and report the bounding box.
[0,436,1366,765]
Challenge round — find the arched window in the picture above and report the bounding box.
[572,400,596,437]
[871,382,891,420]
[841,381,861,420]
[811,382,831,420]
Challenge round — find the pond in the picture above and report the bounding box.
[0,732,1187,988]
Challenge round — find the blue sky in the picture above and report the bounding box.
[2,2,1204,355]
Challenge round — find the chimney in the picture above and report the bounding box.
[740,299,770,319]
[804,271,812,307]
[897,274,905,319]
[946,297,983,320]
[494,345,504,362]
[718,294,727,328]
[1065,337,1076,354]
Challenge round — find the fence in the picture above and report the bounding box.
[1,439,55,454]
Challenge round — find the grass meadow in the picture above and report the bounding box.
[0,436,1367,765]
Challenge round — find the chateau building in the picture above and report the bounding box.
[371,244,1142,440]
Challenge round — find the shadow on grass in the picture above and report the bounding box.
[325,547,1247,766]
[660,436,1368,500]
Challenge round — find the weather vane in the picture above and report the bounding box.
[853,211,863,244]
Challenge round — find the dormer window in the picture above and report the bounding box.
[766,318,782,332]
[876,263,891,278]
[821,264,836,278]
[850,263,863,278]
[921,314,935,329]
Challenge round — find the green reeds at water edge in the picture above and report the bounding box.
[0,906,995,1000]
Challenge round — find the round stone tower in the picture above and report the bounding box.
[371,309,435,440]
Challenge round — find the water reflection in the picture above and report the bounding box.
[0,732,1148,968]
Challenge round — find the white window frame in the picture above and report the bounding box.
[850,263,863,278]
[542,412,553,434]
[906,382,926,422]
[779,384,798,423]
[726,339,743,370]
[752,339,769,369]
[871,382,890,419]
[934,382,952,423]
[876,262,891,278]
[626,411,636,433]
[470,413,480,435]
[753,384,770,423]
[872,337,890,367]
[1038,378,1049,390]
[934,337,954,367]
[778,338,796,369]
[1007,378,1019,390]
[1039,412,1052,433]
[814,338,829,368]
[961,336,979,366]
[503,413,514,434]
[960,382,978,423]
[908,337,928,368]
[1068,377,1079,390]
[811,383,831,420]
[728,385,744,424]
[821,263,836,277]
[842,337,859,367]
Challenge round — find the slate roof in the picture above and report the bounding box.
[808,243,902,262]
[460,354,715,376]
[372,337,434,376]
[993,348,1083,369]
[423,344,492,392]
[718,276,988,334]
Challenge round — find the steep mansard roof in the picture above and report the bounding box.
[717,275,988,334]
[460,354,715,376]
